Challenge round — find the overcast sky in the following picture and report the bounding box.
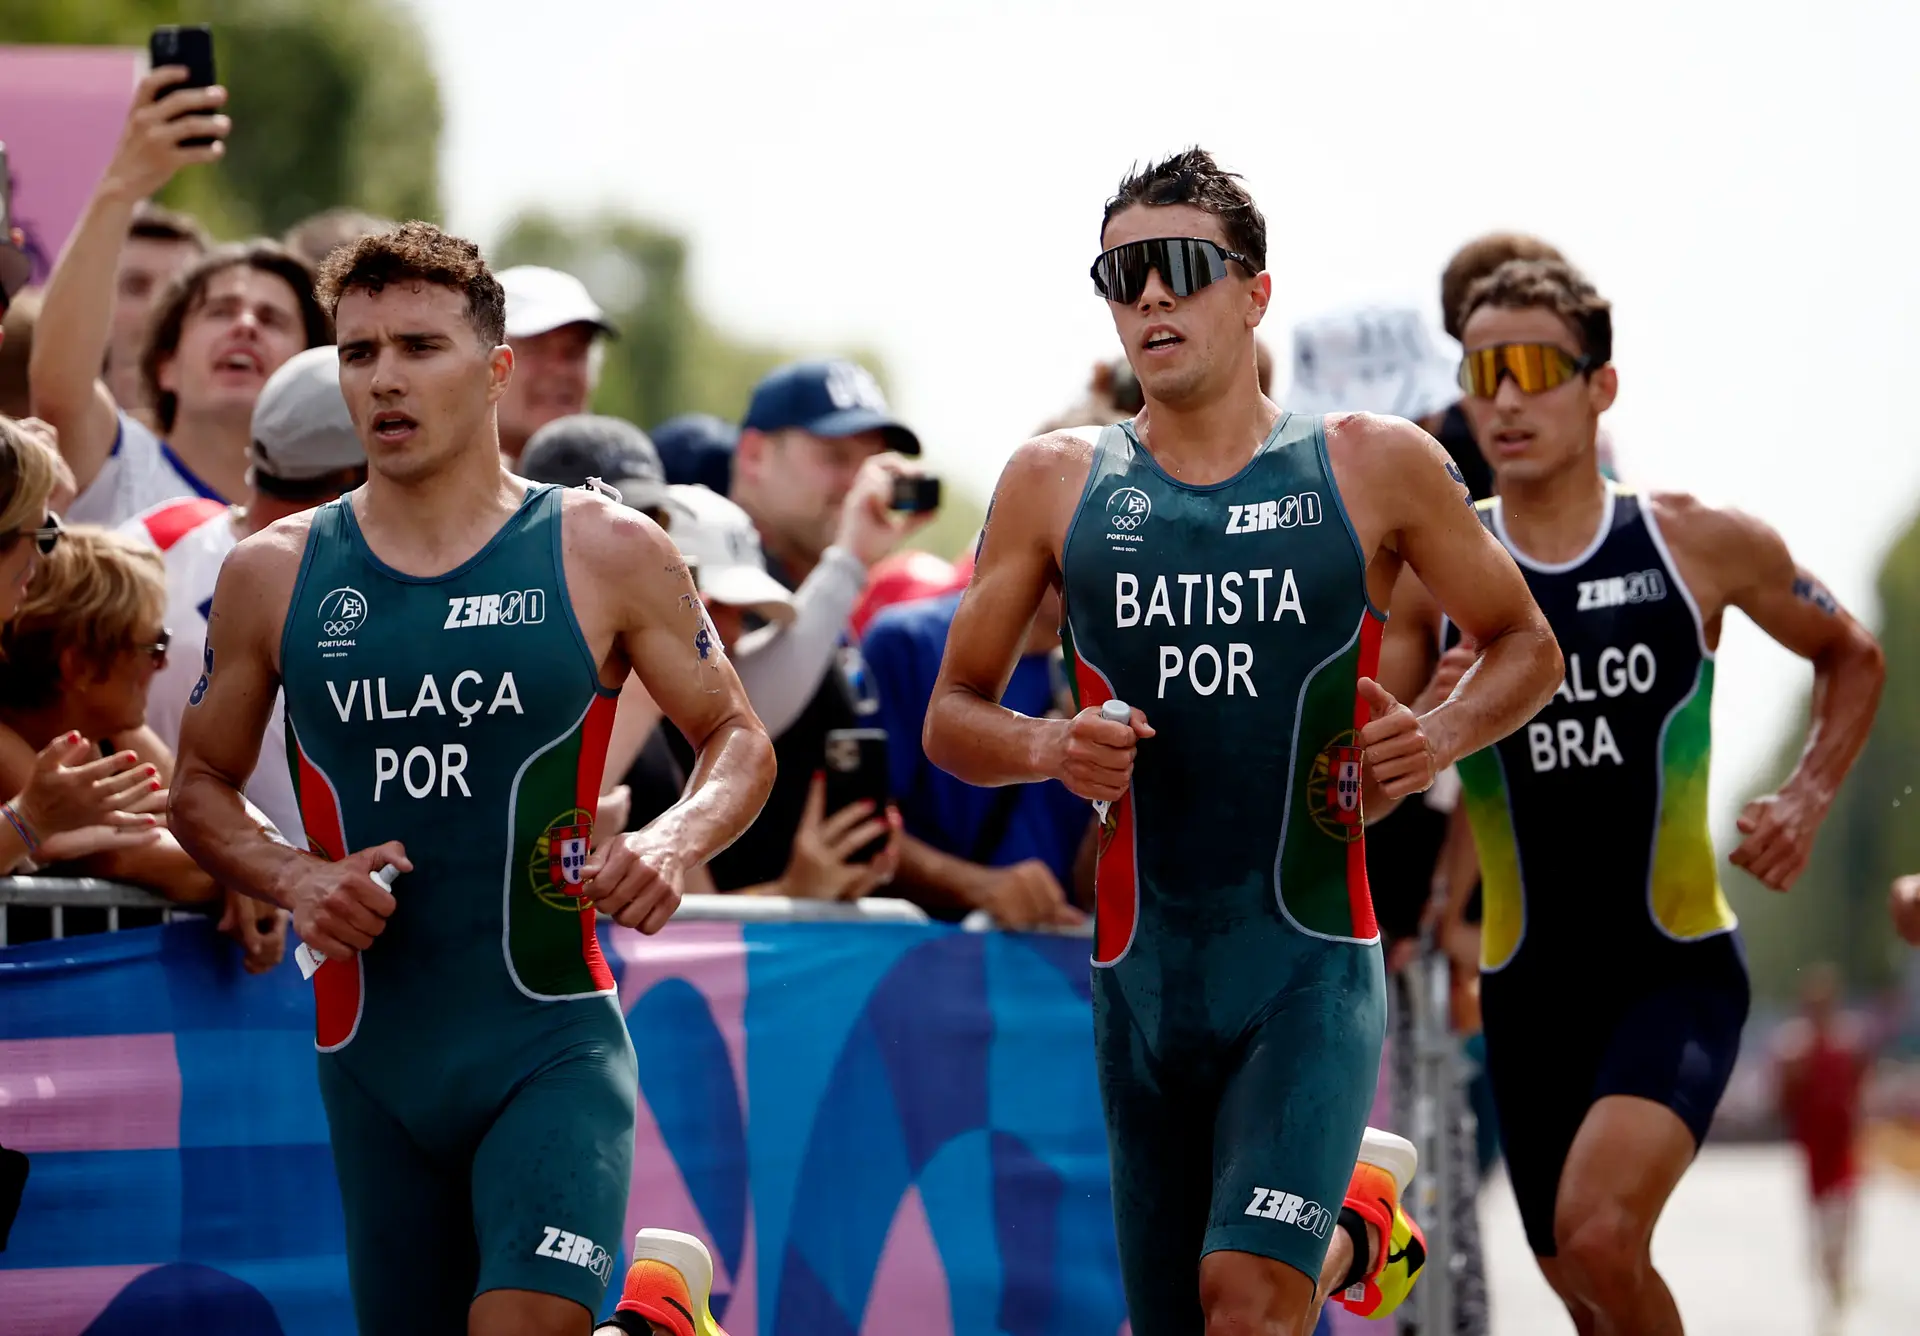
[409,0,1918,832]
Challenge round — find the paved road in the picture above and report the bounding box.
[1479,1144,1920,1336]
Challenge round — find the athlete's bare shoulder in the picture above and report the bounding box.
[220,508,316,598]
[1644,489,1790,609]
[555,483,688,618]
[983,428,1103,562]
[1322,412,1475,553]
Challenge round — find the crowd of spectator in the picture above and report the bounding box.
[0,69,1615,986]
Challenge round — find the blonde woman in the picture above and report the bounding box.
[0,513,286,969]
[0,416,168,874]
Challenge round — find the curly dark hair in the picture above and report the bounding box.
[1458,258,1613,366]
[1101,147,1267,272]
[140,241,330,432]
[316,221,505,348]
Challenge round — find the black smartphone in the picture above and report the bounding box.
[823,728,890,864]
[149,26,217,148]
[890,474,941,513]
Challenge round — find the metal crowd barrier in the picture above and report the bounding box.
[0,875,949,946]
[0,875,1105,948]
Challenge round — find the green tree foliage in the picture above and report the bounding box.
[1729,506,1920,999]
[10,0,440,238]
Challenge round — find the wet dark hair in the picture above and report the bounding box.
[316,221,505,348]
[1459,258,1613,365]
[1101,147,1267,271]
[140,241,330,432]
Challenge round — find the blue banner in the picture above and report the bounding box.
[0,916,1138,1335]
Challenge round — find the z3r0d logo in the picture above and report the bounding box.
[528,807,596,910]
[1307,730,1366,843]
[317,586,367,655]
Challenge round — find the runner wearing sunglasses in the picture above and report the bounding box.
[924,147,1565,1335]
[1382,257,1885,1335]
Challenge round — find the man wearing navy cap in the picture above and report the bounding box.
[691,358,931,891]
[648,412,737,495]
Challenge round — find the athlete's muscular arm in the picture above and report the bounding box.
[574,500,775,933]
[925,435,1153,798]
[1656,494,1885,891]
[1334,415,1561,798]
[172,521,409,961]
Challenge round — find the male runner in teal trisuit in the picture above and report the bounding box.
[171,223,776,1336]
[923,148,1565,1336]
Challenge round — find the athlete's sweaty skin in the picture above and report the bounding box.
[171,256,774,1336]
[923,195,1562,1336]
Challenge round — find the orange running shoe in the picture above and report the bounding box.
[613,1229,727,1336]
[1334,1127,1427,1319]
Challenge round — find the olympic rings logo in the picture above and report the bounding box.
[318,587,368,639]
[1106,487,1152,531]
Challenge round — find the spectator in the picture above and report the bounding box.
[110,203,210,422]
[520,413,673,524]
[849,549,966,639]
[495,265,616,467]
[649,412,737,493]
[0,529,224,905]
[0,287,39,418]
[866,583,1092,927]
[656,482,905,901]
[282,207,396,273]
[0,416,166,876]
[630,471,924,851]
[689,359,931,890]
[30,67,330,528]
[121,346,367,849]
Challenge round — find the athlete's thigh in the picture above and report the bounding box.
[1094,971,1216,1336]
[1205,954,1386,1289]
[318,1058,478,1336]
[1591,965,1749,1149]
[1480,981,1601,1259]
[1552,1094,1695,1249]
[469,1009,638,1317]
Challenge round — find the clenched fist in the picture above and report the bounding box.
[1046,704,1155,803]
[1358,677,1440,800]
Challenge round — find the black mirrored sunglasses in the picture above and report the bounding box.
[1090,237,1258,305]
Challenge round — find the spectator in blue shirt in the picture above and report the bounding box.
[862,584,1092,929]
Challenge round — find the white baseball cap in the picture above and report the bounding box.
[497,265,617,340]
[662,484,794,624]
[1284,305,1461,422]
[249,346,366,483]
